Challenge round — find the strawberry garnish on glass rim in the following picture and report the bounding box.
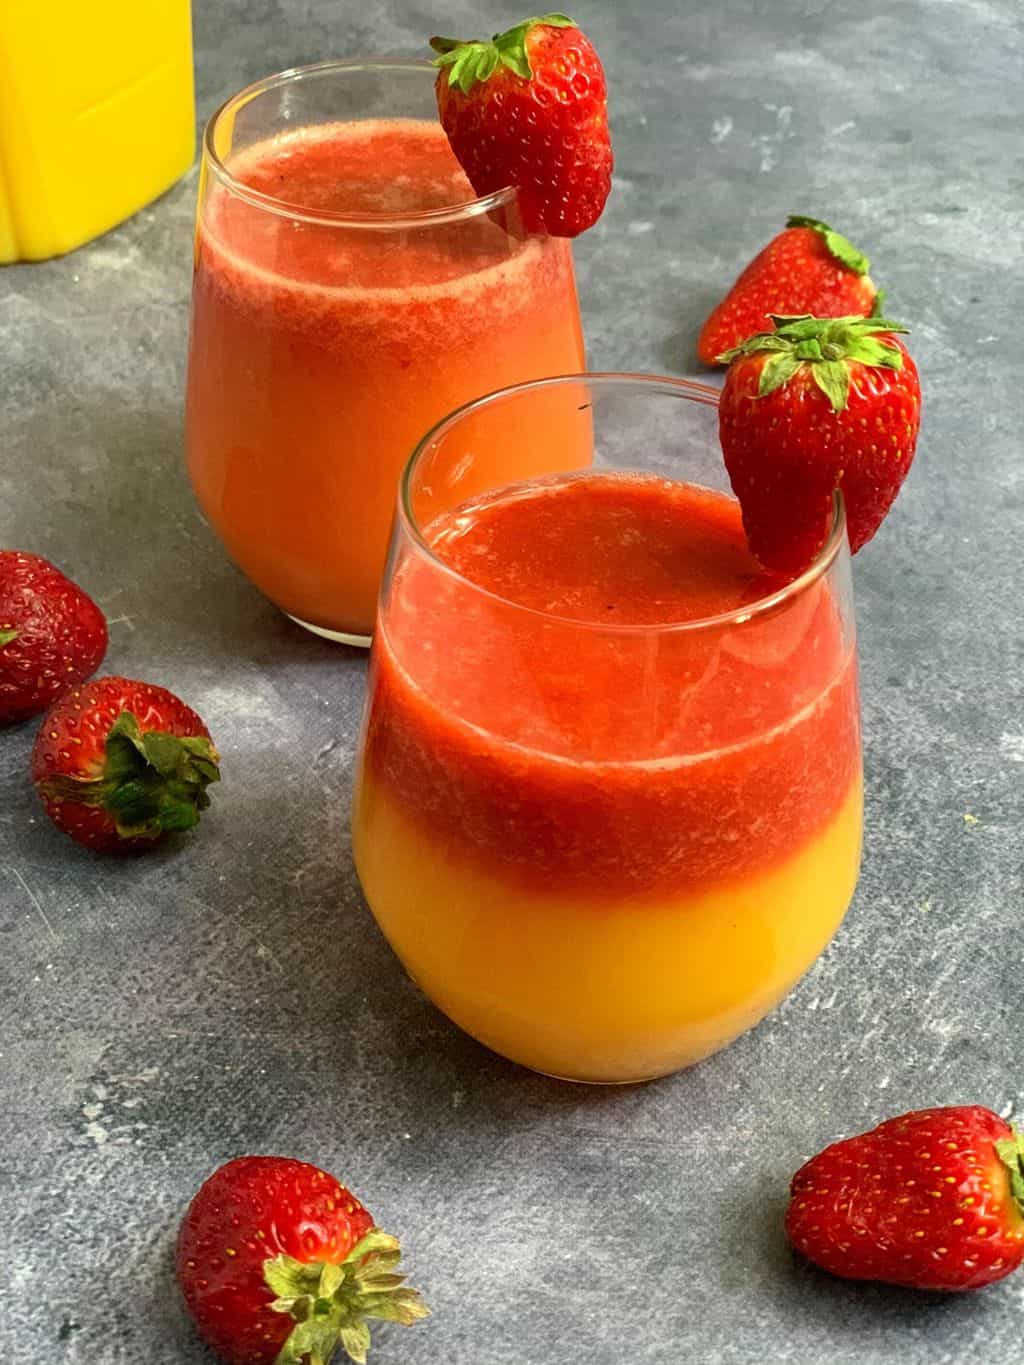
[430,13,612,237]
[720,312,909,410]
[717,313,922,573]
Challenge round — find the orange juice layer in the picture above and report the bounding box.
[185,119,584,636]
[354,474,862,1080]
[353,775,862,1082]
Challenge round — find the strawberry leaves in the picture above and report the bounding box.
[37,708,220,838]
[431,13,575,92]
[0,628,17,648]
[756,352,802,397]
[786,215,870,275]
[720,314,911,412]
[995,1127,1024,1216]
[267,1230,430,1365]
[430,36,503,91]
[808,360,851,413]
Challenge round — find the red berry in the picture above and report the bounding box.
[0,550,107,725]
[786,1105,1024,1291]
[31,675,220,853]
[698,216,879,366]
[432,14,613,237]
[718,314,922,573]
[177,1156,429,1365]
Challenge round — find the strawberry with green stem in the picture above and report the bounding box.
[32,675,220,852]
[786,1106,1024,1291]
[698,216,880,366]
[177,1156,429,1364]
[718,313,922,574]
[432,13,612,237]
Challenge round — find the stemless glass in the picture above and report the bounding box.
[185,60,585,645]
[352,375,863,1084]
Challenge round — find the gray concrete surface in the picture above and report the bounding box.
[2,2,1022,1362]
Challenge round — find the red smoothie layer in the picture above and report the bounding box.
[187,119,583,635]
[209,119,524,288]
[364,473,860,898]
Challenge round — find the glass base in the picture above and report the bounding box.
[287,613,371,648]
[531,1067,660,1086]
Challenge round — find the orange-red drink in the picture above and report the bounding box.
[185,62,584,643]
[353,377,863,1083]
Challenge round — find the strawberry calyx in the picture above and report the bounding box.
[430,13,574,92]
[786,215,871,276]
[995,1125,1024,1219]
[718,313,911,413]
[0,628,17,648]
[37,709,219,839]
[267,1229,430,1365]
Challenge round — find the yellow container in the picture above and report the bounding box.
[0,0,195,263]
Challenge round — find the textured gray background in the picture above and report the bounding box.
[2,2,1022,1362]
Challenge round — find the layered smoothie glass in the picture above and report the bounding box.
[353,376,863,1083]
[185,60,584,644]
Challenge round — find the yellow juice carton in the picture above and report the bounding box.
[0,0,195,262]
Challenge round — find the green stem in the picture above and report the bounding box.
[995,1126,1024,1215]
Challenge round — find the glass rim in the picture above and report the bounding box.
[202,57,519,230]
[398,372,848,637]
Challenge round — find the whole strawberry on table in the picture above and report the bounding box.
[177,1156,428,1364]
[787,1106,1024,1291]
[432,12,612,237]
[698,215,881,365]
[32,675,220,852]
[0,550,107,725]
